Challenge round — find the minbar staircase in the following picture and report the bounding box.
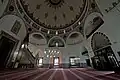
[22,48,38,68]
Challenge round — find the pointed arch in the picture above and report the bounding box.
[91,32,111,51]
[66,31,84,45]
[29,32,47,45]
[48,36,65,47]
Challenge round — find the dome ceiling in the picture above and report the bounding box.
[18,0,88,31]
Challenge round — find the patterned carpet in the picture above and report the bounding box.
[0,68,120,80]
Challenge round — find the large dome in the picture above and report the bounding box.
[17,0,89,30]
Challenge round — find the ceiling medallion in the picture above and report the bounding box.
[44,0,65,9]
[18,0,88,31]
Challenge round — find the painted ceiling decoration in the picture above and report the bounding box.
[1,0,103,46]
[14,0,102,37]
[85,16,104,38]
[16,0,89,33]
[44,0,65,9]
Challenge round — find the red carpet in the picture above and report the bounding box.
[0,68,120,80]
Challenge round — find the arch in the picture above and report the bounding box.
[48,36,65,47]
[84,12,104,39]
[91,32,111,51]
[29,32,47,45]
[66,31,84,45]
[90,32,119,70]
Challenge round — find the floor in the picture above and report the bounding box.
[0,68,120,80]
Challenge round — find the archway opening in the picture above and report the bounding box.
[48,37,65,47]
[91,32,119,71]
[66,32,84,45]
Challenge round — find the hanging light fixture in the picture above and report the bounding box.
[47,30,50,34]
[78,21,81,25]
[56,31,58,35]
[21,44,25,48]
